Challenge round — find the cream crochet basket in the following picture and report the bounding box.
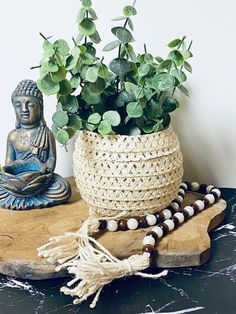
[73,126,183,218]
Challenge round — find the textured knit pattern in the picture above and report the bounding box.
[73,126,183,218]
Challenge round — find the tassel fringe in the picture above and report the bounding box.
[38,217,168,308]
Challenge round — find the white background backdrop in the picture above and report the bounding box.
[1,0,236,187]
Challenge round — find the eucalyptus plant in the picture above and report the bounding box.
[35,0,193,145]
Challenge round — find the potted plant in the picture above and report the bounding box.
[35,0,193,219]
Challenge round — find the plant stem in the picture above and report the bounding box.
[172,40,193,97]
[30,65,42,70]
[84,10,89,44]
[144,44,147,54]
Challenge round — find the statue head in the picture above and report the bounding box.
[11,80,46,129]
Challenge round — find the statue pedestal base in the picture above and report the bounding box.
[0,178,226,280]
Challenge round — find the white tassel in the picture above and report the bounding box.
[38,217,168,308]
[61,219,167,308]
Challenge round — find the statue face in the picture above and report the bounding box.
[13,96,42,127]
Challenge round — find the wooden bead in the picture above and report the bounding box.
[185,181,192,191]
[184,206,194,217]
[173,197,182,207]
[146,214,157,226]
[191,182,200,192]
[118,219,128,231]
[137,217,148,228]
[211,188,221,198]
[164,219,175,231]
[107,220,118,232]
[162,209,172,220]
[211,191,220,200]
[198,184,208,194]
[174,212,185,224]
[205,194,215,205]
[142,244,155,254]
[143,235,156,246]
[98,220,107,231]
[180,183,188,191]
[171,216,180,227]
[206,185,214,193]
[152,226,164,238]
[155,212,165,223]
[182,209,190,220]
[195,200,205,211]
[146,231,158,242]
[159,223,169,235]
[127,218,138,230]
[170,202,180,211]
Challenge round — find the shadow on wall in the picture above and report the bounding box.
[173,91,231,187]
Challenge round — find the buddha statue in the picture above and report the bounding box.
[0,79,71,210]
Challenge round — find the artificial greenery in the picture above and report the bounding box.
[35,0,193,145]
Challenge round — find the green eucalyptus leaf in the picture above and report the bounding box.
[66,127,77,139]
[168,50,184,66]
[81,0,92,9]
[129,126,141,135]
[88,8,98,20]
[138,63,150,77]
[53,39,69,56]
[58,79,72,96]
[98,64,109,78]
[82,85,101,104]
[59,95,79,113]
[171,69,187,83]
[52,111,69,128]
[184,61,192,73]
[51,66,67,83]
[134,87,144,99]
[37,75,60,96]
[80,52,95,65]
[157,59,172,71]
[123,5,137,16]
[51,124,59,135]
[68,114,82,130]
[127,18,134,31]
[90,78,106,92]
[44,61,59,73]
[103,111,121,127]
[144,53,153,64]
[88,113,101,125]
[153,120,163,132]
[178,84,189,97]
[79,19,96,36]
[155,56,164,63]
[168,38,182,48]
[56,129,69,145]
[109,58,130,76]
[126,102,143,118]
[86,66,99,83]
[43,40,53,51]
[86,122,97,131]
[77,8,86,23]
[124,82,137,95]
[182,50,193,60]
[162,113,171,128]
[115,27,133,43]
[98,120,112,135]
[103,40,121,52]
[70,76,81,89]
[142,122,155,134]
[163,97,178,113]
[111,16,127,21]
[89,31,101,44]
[153,73,175,91]
[145,99,163,119]
[118,90,135,103]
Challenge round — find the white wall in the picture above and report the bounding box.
[0,0,235,187]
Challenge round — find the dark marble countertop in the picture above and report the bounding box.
[0,188,235,314]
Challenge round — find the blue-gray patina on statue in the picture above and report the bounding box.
[0,80,71,210]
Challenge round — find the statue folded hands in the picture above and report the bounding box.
[0,80,71,210]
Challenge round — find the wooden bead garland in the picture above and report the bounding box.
[99,182,221,234]
[98,182,221,258]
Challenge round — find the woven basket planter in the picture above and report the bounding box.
[73,126,183,218]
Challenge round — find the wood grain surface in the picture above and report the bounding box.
[0,178,226,280]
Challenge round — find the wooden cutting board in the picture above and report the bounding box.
[0,178,226,280]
